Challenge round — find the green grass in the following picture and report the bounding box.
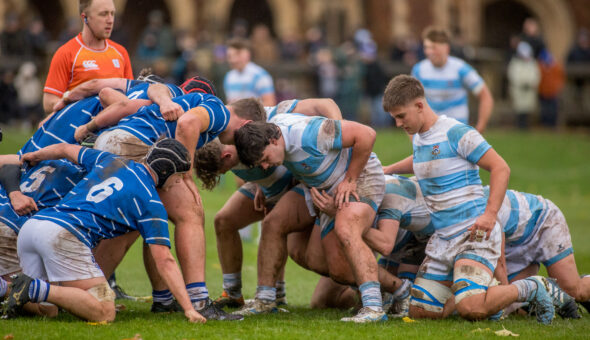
[1,127,590,339]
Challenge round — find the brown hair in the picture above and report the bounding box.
[79,0,93,14]
[227,37,251,51]
[234,122,281,168]
[193,139,224,190]
[230,98,266,121]
[382,75,425,112]
[422,26,450,44]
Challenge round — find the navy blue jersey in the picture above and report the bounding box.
[125,80,184,100]
[20,96,103,154]
[105,92,229,149]
[0,159,86,233]
[32,148,170,249]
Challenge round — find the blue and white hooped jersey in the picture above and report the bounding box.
[0,159,86,234]
[224,62,274,102]
[19,96,103,155]
[378,175,433,242]
[412,116,491,239]
[485,187,550,246]
[32,148,170,249]
[230,100,300,197]
[412,56,484,124]
[106,92,230,149]
[125,80,184,101]
[270,113,351,190]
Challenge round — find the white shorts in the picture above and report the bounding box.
[317,156,385,238]
[417,223,502,282]
[17,219,104,282]
[95,129,149,161]
[506,200,574,280]
[0,222,20,276]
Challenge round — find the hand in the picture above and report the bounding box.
[185,309,206,323]
[334,177,359,209]
[382,165,392,174]
[21,151,43,166]
[53,99,67,112]
[74,124,90,142]
[253,185,267,214]
[468,212,496,241]
[9,191,38,215]
[160,101,184,121]
[310,187,337,217]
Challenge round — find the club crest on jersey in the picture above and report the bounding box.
[301,162,311,171]
[82,60,99,71]
[112,59,120,68]
[432,145,440,156]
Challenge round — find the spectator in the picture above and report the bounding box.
[412,26,494,132]
[224,38,276,105]
[507,42,540,129]
[0,13,31,58]
[138,10,176,58]
[567,28,590,100]
[520,18,546,59]
[14,61,43,126]
[335,41,362,121]
[538,50,565,128]
[26,17,48,59]
[314,48,339,99]
[280,31,303,61]
[136,32,163,62]
[0,68,20,123]
[250,24,279,64]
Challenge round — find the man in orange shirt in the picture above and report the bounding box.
[42,0,133,114]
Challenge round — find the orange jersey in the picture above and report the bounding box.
[44,33,133,97]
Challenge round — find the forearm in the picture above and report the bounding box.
[363,229,394,256]
[485,165,510,217]
[148,84,173,107]
[32,144,82,164]
[43,93,60,114]
[476,87,494,132]
[0,164,22,194]
[295,98,343,119]
[383,155,413,174]
[89,99,151,132]
[493,233,509,285]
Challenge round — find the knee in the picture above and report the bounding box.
[98,302,116,322]
[214,212,233,235]
[333,223,353,244]
[455,300,487,321]
[261,215,284,235]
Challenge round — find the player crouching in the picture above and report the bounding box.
[2,139,206,323]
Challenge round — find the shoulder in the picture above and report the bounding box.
[53,36,82,58]
[107,39,130,56]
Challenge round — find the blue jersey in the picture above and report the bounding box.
[378,175,434,242]
[412,115,491,239]
[19,96,103,155]
[231,100,299,198]
[412,56,484,124]
[106,93,230,149]
[125,80,184,100]
[0,159,86,234]
[32,148,170,249]
[485,187,550,246]
[269,113,351,190]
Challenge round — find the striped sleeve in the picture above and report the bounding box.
[201,96,230,134]
[253,70,275,95]
[137,201,170,247]
[459,62,484,94]
[447,124,491,163]
[77,147,112,171]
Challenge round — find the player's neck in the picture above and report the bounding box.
[419,109,439,133]
[81,29,106,50]
[218,108,242,145]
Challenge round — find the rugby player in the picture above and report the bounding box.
[3,139,206,323]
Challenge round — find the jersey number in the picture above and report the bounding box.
[127,90,145,100]
[86,177,124,203]
[20,166,56,193]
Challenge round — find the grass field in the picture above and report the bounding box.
[0,126,589,339]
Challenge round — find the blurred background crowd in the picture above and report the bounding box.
[0,0,589,130]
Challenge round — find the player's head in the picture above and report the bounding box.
[136,68,166,84]
[193,139,238,190]
[422,26,450,67]
[234,121,284,169]
[180,75,217,96]
[80,0,115,40]
[228,98,266,121]
[226,38,251,71]
[383,75,428,134]
[145,138,191,188]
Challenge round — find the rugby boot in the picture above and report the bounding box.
[390,294,410,318]
[541,277,580,319]
[2,274,33,319]
[213,290,245,308]
[233,298,279,316]
[151,300,182,313]
[276,295,288,307]
[525,276,555,325]
[108,275,136,301]
[197,299,244,321]
[340,307,388,323]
